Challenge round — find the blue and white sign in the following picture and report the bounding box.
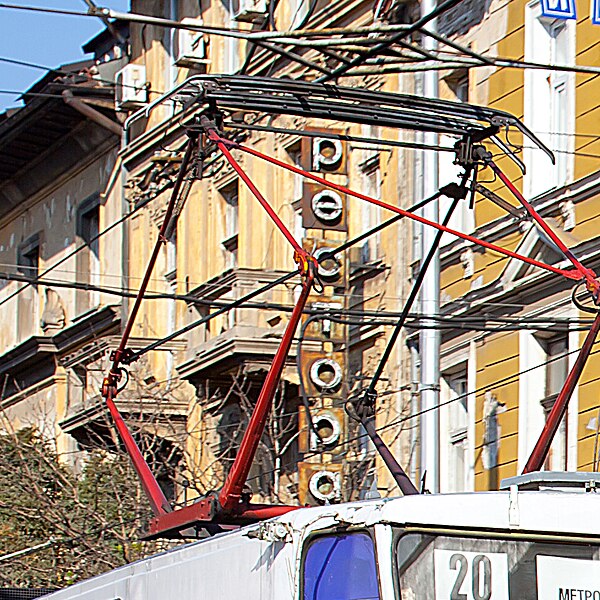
[541,0,577,19]
[593,0,600,25]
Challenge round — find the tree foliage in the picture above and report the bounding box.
[0,428,155,587]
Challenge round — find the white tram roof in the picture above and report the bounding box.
[43,487,600,599]
[280,488,600,537]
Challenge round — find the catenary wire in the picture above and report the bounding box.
[0,268,591,333]
[2,4,600,77]
[0,55,160,94]
[123,186,444,358]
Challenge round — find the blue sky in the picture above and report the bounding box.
[0,1,130,111]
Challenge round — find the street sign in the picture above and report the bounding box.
[541,0,577,19]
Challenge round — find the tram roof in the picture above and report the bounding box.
[276,488,600,539]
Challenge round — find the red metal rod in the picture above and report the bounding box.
[145,500,299,538]
[234,140,583,283]
[218,268,315,512]
[487,159,598,291]
[205,127,303,255]
[100,134,197,518]
[523,311,600,474]
[110,133,198,372]
[106,391,172,515]
[238,504,299,520]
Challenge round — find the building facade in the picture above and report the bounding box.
[2,0,596,522]
[437,0,600,491]
[0,61,123,467]
[117,0,419,505]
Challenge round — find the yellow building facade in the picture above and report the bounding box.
[437,0,600,491]
[101,0,421,505]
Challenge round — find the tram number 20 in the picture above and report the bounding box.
[434,549,509,600]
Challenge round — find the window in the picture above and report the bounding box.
[439,69,474,246]
[360,154,382,263]
[396,531,600,599]
[76,195,101,314]
[165,231,177,381]
[524,1,574,196]
[289,0,310,29]
[17,234,39,281]
[17,233,40,339]
[440,364,471,492]
[519,328,570,471]
[224,0,240,73]
[537,333,569,470]
[446,69,469,103]
[303,533,380,600]
[220,181,239,269]
[286,143,306,242]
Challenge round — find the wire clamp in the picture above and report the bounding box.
[440,182,469,201]
[110,348,134,365]
[293,249,318,278]
[455,136,493,168]
[345,389,378,423]
[199,114,237,149]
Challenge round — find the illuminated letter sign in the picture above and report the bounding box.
[540,0,577,19]
[593,0,600,24]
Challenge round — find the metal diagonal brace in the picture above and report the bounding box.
[100,132,199,518]
[485,158,599,297]
[523,311,600,474]
[200,115,305,256]
[219,265,315,511]
[345,180,469,497]
[232,139,584,283]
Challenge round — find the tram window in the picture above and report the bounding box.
[395,531,600,600]
[303,532,380,600]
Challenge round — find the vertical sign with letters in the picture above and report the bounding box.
[541,0,577,19]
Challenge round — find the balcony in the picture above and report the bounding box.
[177,267,315,383]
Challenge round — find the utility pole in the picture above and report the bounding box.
[419,0,440,493]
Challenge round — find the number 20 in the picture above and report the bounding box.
[449,553,492,600]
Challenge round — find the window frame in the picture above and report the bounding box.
[393,526,600,600]
[75,193,102,314]
[17,232,41,282]
[300,528,382,600]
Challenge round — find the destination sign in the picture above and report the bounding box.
[537,556,600,600]
[434,549,509,600]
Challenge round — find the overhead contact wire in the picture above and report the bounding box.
[132,183,444,357]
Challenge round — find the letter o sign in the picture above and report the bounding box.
[311,190,344,224]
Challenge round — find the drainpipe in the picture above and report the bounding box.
[419,0,440,494]
[62,90,122,137]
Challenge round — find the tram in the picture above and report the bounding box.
[43,472,600,599]
[36,75,600,599]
